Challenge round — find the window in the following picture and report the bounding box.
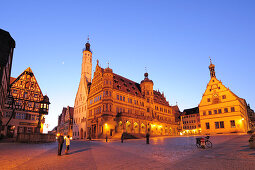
[231,107,235,112]
[147,108,150,112]
[117,95,119,100]
[230,120,236,128]
[224,108,228,113]
[203,112,206,116]
[206,122,210,129]
[120,96,122,101]
[214,110,217,114]
[218,109,222,114]
[207,98,211,102]
[220,121,224,128]
[215,122,219,129]
[208,111,212,115]
[123,97,125,102]
[222,95,226,99]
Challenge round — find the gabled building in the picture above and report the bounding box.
[199,60,250,135]
[57,106,74,137]
[1,67,49,137]
[86,61,179,139]
[180,107,201,135]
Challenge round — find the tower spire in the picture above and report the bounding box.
[209,56,216,78]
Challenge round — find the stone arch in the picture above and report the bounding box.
[133,122,139,133]
[126,121,131,133]
[117,121,123,132]
[140,123,146,134]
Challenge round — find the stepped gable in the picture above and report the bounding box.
[113,73,142,97]
[153,90,169,106]
[68,107,74,119]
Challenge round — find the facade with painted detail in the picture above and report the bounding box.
[1,67,49,137]
[199,60,250,135]
[86,60,179,139]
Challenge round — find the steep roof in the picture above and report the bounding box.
[183,107,199,115]
[10,77,16,84]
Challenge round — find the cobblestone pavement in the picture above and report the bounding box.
[0,135,254,170]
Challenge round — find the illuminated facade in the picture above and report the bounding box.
[1,67,49,137]
[199,60,250,135]
[73,40,92,139]
[86,61,179,139]
[180,107,201,135]
[57,106,73,137]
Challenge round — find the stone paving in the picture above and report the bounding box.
[0,135,254,170]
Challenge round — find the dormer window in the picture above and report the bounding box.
[117,85,121,89]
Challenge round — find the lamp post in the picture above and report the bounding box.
[36,95,50,133]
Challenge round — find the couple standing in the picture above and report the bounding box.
[57,134,71,156]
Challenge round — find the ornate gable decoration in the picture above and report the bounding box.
[8,67,44,112]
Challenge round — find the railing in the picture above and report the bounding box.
[16,133,56,143]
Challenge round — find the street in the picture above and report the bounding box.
[0,135,254,170]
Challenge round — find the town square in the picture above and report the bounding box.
[1,0,255,169]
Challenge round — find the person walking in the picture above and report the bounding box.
[57,134,64,156]
[65,135,71,154]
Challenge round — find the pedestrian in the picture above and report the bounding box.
[106,134,108,142]
[65,135,71,154]
[146,132,150,144]
[57,134,64,156]
[121,133,124,143]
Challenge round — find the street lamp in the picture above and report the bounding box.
[36,95,50,133]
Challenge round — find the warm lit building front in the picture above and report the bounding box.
[73,41,179,139]
[1,67,49,138]
[199,60,250,135]
[57,106,74,137]
[180,107,201,135]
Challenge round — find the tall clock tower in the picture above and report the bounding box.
[81,40,92,83]
[73,39,92,139]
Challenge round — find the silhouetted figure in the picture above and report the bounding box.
[121,133,124,143]
[146,132,150,144]
[106,135,108,142]
[57,134,64,156]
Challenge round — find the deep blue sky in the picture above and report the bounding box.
[1,0,255,131]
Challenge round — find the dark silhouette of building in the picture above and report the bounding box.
[0,29,15,135]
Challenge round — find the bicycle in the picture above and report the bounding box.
[196,136,212,149]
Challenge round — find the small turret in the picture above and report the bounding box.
[209,57,216,78]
